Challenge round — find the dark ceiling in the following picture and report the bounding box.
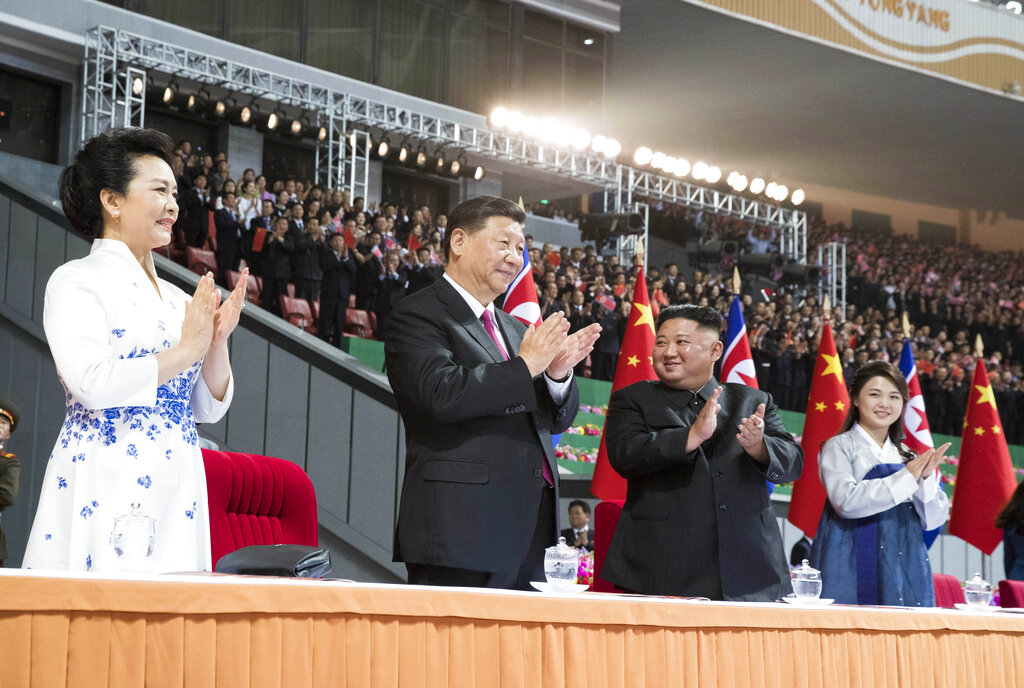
[605,0,1024,219]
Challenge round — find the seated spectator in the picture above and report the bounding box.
[560,500,595,552]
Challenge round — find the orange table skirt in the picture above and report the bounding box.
[0,570,1022,688]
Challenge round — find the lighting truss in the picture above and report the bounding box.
[817,242,847,315]
[81,26,806,259]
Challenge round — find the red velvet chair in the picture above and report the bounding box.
[999,579,1024,607]
[279,295,318,335]
[592,499,625,593]
[186,246,217,277]
[202,449,319,567]
[932,573,965,608]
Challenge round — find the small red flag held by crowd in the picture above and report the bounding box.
[787,322,850,537]
[590,267,657,500]
[948,358,1018,554]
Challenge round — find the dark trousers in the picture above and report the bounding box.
[319,298,347,346]
[406,485,556,591]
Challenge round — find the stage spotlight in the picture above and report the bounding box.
[146,84,176,106]
[765,182,777,198]
[591,135,608,154]
[377,137,390,157]
[199,96,227,120]
[634,146,653,165]
[775,185,789,202]
[253,108,278,131]
[506,110,524,132]
[733,175,748,192]
[749,177,765,194]
[415,147,428,168]
[226,102,253,125]
[167,92,196,112]
[489,106,510,128]
[1007,1,1022,13]
[450,156,463,176]
[672,158,691,177]
[398,140,410,163]
[603,138,621,158]
[349,130,357,147]
[290,117,303,136]
[791,189,805,205]
[538,118,558,143]
[522,116,540,138]
[706,166,722,183]
[571,128,591,150]
[131,77,144,97]
[434,149,446,172]
[459,163,485,181]
[651,152,666,170]
[692,161,708,180]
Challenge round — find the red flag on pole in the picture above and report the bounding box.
[948,359,1018,554]
[590,267,657,500]
[787,323,850,537]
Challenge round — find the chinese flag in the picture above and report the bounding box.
[948,359,1018,554]
[407,234,422,252]
[787,323,850,536]
[342,225,357,249]
[590,267,657,500]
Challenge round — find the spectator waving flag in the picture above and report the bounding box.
[898,339,933,455]
[502,247,542,327]
[787,322,850,537]
[948,357,1018,554]
[721,295,758,388]
[591,266,657,500]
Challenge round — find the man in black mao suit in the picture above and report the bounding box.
[385,196,601,590]
[601,304,803,601]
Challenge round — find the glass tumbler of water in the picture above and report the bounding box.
[110,502,156,568]
[543,537,580,587]
[790,559,822,599]
[963,572,993,607]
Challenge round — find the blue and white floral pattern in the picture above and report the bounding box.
[22,239,233,574]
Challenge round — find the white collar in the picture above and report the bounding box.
[853,423,898,460]
[443,273,496,320]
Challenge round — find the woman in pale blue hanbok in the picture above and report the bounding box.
[23,128,247,573]
[810,361,950,606]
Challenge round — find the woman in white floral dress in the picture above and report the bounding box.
[23,128,248,573]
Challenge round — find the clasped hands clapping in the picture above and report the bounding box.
[686,387,770,463]
[179,269,249,361]
[518,312,602,380]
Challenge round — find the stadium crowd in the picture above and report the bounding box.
[165,142,1024,445]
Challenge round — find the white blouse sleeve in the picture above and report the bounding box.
[818,434,919,520]
[43,263,159,410]
[191,367,233,424]
[912,469,950,531]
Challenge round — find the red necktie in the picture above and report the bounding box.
[481,310,553,486]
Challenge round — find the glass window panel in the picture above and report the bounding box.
[523,9,562,45]
[520,37,562,112]
[563,51,603,115]
[451,0,509,25]
[141,0,223,36]
[447,17,508,113]
[226,0,300,62]
[565,23,604,56]
[0,68,61,164]
[307,0,374,82]
[379,0,444,102]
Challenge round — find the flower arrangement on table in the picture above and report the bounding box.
[577,550,594,588]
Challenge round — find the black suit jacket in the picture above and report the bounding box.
[385,277,579,573]
[601,379,802,601]
[559,527,596,552]
[319,247,357,302]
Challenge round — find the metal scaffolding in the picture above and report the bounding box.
[818,242,847,315]
[81,25,807,259]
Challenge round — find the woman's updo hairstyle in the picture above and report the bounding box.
[59,127,175,237]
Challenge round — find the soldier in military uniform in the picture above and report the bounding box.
[0,398,21,567]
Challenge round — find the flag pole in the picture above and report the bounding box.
[822,292,831,323]
[732,266,741,296]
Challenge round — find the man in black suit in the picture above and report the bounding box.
[180,173,212,248]
[601,304,803,601]
[559,500,595,552]
[385,196,601,590]
[212,191,245,285]
[319,232,357,345]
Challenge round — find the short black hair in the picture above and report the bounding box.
[568,499,591,515]
[656,304,722,335]
[442,195,526,262]
[59,127,174,237]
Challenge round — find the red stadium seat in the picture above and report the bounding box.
[279,295,318,335]
[592,499,625,593]
[226,270,262,308]
[310,299,320,322]
[186,247,217,277]
[933,573,965,608]
[202,449,319,568]
[999,579,1024,607]
[344,308,375,339]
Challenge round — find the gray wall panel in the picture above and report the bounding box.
[6,202,37,318]
[64,232,89,261]
[349,393,399,550]
[224,327,268,455]
[306,368,352,525]
[32,217,65,323]
[0,194,10,302]
[263,345,310,467]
